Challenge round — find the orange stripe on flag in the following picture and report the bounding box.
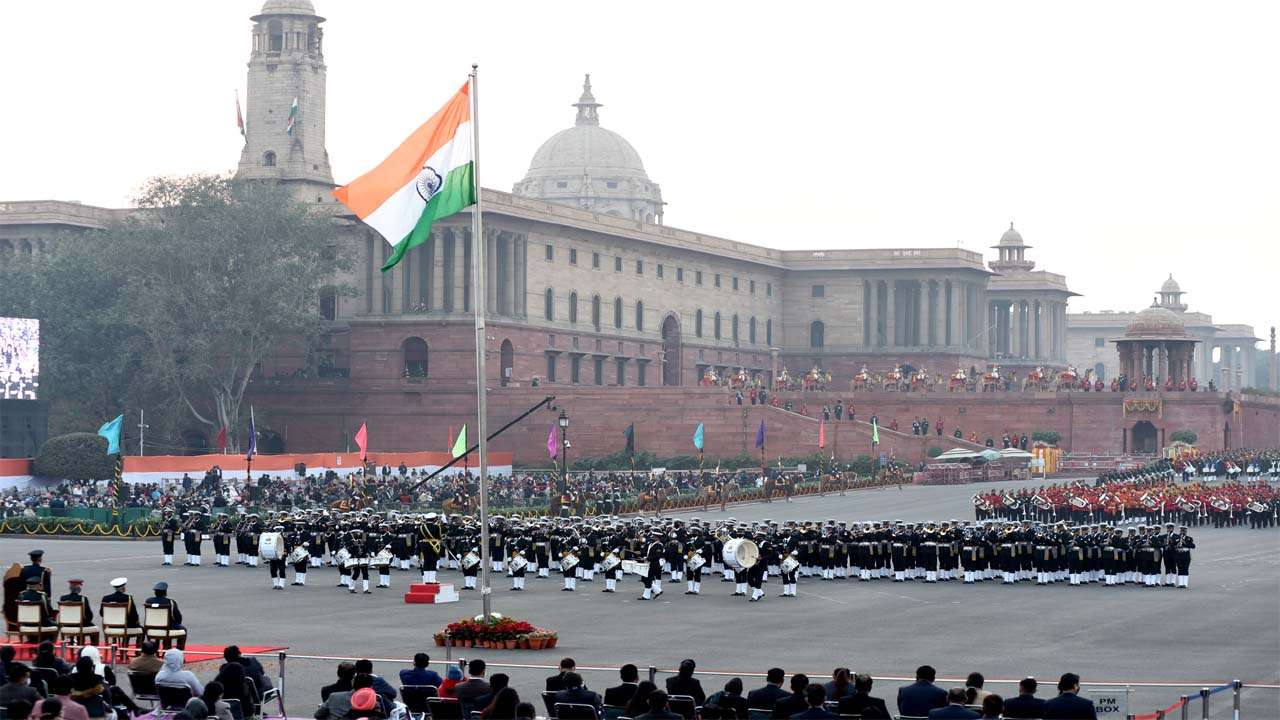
[333,83,471,218]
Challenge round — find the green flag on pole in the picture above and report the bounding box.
[871,418,880,446]
[98,414,123,455]
[451,424,468,458]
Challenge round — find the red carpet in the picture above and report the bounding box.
[177,644,289,664]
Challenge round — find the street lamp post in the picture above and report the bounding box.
[558,411,570,496]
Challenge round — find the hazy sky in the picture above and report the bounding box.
[4,1,1276,343]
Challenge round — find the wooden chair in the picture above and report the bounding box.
[57,600,100,645]
[15,601,58,642]
[101,602,142,650]
[142,604,186,649]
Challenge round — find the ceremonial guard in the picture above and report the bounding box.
[20,549,52,596]
[346,526,373,594]
[100,577,141,643]
[417,513,444,583]
[211,512,233,567]
[17,575,56,638]
[59,578,93,625]
[161,509,179,566]
[507,525,531,591]
[181,510,204,566]
[143,582,186,649]
[267,524,290,590]
[639,531,665,600]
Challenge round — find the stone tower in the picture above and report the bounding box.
[236,0,334,198]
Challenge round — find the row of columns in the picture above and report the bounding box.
[1201,342,1254,390]
[863,277,983,351]
[989,298,1067,362]
[363,227,527,318]
[1118,341,1196,385]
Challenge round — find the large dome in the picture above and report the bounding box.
[514,75,664,225]
[1125,305,1187,338]
[1160,274,1181,294]
[258,0,316,15]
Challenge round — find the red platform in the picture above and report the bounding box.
[404,582,459,604]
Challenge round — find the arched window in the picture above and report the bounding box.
[635,301,645,332]
[767,318,773,346]
[695,309,703,338]
[1094,362,1106,381]
[263,151,276,167]
[568,292,579,324]
[268,20,284,52]
[732,314,740,343]
[19,239,33,256]
[613,297,623,329]
[402,337,428,378]
[592,295,602,331]
[749,317,757,344]
[544,288,554,320]
[714,312,722,340]
[810,320,825,348]
[319,287,337,321]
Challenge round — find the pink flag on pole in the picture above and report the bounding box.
[547,425,558,459]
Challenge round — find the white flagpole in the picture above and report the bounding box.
[469,64,493,619]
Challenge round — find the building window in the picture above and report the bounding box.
[810,320,825,348]
[767,282,773,297]
[262,151,277,167]
[695,270,703,286]
[695,309,703,338]
[592,295,602,331]
[616,358,626,385]
[715,273,722,288]
[677,267,684,282]
[635,301,645,332]
[767,318,773,345]
[568,292,578,323]
[636,259,644,275]
[657,264,664,279]
[592,252,600,269]
[319,287,337,321]
[570,356,581,384]
[613,297,623,329]
[545,244,554,261]
[732,276,739,291]
[546,355,557,382]
[732,314,740,343]
[569,248,578,265]
[749,317,757,344]
[1095,337,1106,348]
[606,181,618,189]
[749,279,756,294]
[637,362,647,387]
[544,288,554,320]
[714,312,722,340]
[402,337,429,378]
[811,284,825,298]
[556,181,568,188]
[614,256,623,272]
[593,356,604,385]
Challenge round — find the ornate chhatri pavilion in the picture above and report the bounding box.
[1114,304,1199,386]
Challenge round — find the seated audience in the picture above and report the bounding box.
[772,674,809,719]
[664,659,705,705]
[1042,673,1097,720]
[156,649,205,696]
[481,686,521,720]
[927,688,980,719]
[399,653,443,688]
[32,696,61,720]
[704,678,748,719]
[453,659,491,708]
[554,672,602,712]
[546,658,577,692]
[353,659,397,701]
[747,669,789,711]
[321,663,355,701]
[635,690,683,720]
[979,694,1003,720]
[604,664,641,707]
[33,641,72,676]
[440,666,463,698]
[836,674,889,719]
[128,642,165,675]
[200,681,235,720]
[514,702,536,720]
[966,673,991,704]
[823,668,853,701]
[214,659,257,711]
[898,665,947,718]
[1002,677,1047,719]
[31,677,89,720]
[623,682,659,719]
[790,685,838,719]
[223,646,272,693]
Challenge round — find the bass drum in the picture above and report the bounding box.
[258,532,283,560]
[722,538,759,570]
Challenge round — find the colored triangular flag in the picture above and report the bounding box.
[286,96,299,135]
[871,417,880,446]
[333,82,476,272]
[246,407,257,460]
[452,424,468,459]
[97,414,123,456]
[354,422,369,461]
[547,425,558,460]
[692,422,705,451]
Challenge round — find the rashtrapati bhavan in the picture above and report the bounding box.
[2,0,1276,461]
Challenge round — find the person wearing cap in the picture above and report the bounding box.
[20,549,51,596]
[58,578,93,625]
[144,582,186,649]
[17,576,56,637]
[100,577,141,642]
[160,508,179,566]
[417,512,443,584]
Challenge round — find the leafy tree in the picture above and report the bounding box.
[33,433,116,480]
[1031,430,1062,445]
[1170,430,1198,444]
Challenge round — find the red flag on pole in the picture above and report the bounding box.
[818,420,826,449]
[547,425,558,459]
[216,426,227,453]
[354,422,369,461]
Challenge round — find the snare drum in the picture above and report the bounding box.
[780,554,800,574]
[371,549,395,567]
[560,552,579,570]
[461,551,481,569]
[509,553,528,572]
[334,548,352,565]
[601,552,621,571]
[686,552,706,572]
[285,546,309,565]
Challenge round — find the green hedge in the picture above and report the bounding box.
[33,433,116,481]
[1170,430,1198,444]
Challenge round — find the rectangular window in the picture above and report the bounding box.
[556,181,568,188]
[750,279,756,294]
[811,284,825,298]
[592,252,601,269]
[616,358,626,386]
[1095,337,1106,348]
[636,259,644,275]
[657,264,664,279]
[732,276,739,291]
[606,181,618,189]
[570,356,581,384]
[714,273,722,288]
[569,248,578,265]
[767,282,773,297]
[546,355,557,382]
[614,256,623,272]
[544,244,554,261]
[593,356,604,385]
[676,267,684,282]
[695,270,703,285]
[638,362,647,387]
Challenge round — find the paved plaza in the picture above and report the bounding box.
[3,479,1277,719]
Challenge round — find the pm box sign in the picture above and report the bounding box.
[1086,691,1127,717]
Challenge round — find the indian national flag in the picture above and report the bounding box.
[286,97,299,135]
[333,83,475,272]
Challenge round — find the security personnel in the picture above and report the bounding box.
[59,578,93,624]
[20,549,51,596]
[143,581,186,649]
[1171,526,1196,589]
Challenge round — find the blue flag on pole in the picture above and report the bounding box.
[754,419,766,449]
[97,414,123,455]
[693,422,705,451]
[246,408,257,460]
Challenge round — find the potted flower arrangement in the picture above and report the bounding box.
[438,614,552,650]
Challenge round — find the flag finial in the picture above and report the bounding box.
[573,73,601,126]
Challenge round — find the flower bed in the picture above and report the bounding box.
[434,613,558,650]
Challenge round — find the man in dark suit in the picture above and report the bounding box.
[320,662,355,701]
[665,659,706,706]
[453,659,492,711]
[1002,678,1047,719]
[897,665,947,718]
[634,691,683,720]
[790,686,838,719]
[771,674,809,719]
[1042,673,1096,720]
[399,653,444,688]
[554,673,603,713]
[604,664,641,707]
[547,658,577,692]
[836,674,889,719]
[748,668,789,711]
[927,688,979,719]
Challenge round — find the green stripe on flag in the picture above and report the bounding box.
[382,162,475,272]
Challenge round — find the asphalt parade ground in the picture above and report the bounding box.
[3,478,1277,719]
